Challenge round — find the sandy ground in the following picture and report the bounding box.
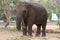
[0,22,60,40]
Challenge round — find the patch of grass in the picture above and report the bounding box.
[6,27,18,31]
[7,36,48,40]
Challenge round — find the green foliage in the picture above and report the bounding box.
[39,0,60,19]
[57,20,60,28]
[0,0,2,5]
[11,16,16,20]
[6,27,17,31]
[11,0,21,4]
[0,7,3,17]
[0,0,3,17]
[11,0,18,4]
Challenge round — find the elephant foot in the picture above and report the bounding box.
[28,32,32,37]
[17,29,21,31]
[42,34,46,37]
[28,35,33,37]
[23,31,27,36]
[17,27,21,31]
[28,33,33,37]
[23,33,27,36]
[23,34,27,36]
[42,32,46,37]
[36,34,40,37]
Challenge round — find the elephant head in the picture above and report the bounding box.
[15,2,32,30]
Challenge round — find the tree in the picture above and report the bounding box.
[2,0,12,27]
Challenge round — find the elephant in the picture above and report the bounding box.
[15,2,48,37]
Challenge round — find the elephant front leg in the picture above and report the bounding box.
[42,24,46,37]
[23,20,27,36]
[22,19,27,36]
[28,23,33,36]
[23,26,27,36]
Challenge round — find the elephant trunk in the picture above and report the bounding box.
[16,14,23,31]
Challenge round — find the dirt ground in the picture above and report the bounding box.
[0,22,60,40]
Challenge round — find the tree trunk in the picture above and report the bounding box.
[2,0,12,27]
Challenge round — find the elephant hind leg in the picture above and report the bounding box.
[28,23,33,36]
[36,24,41,36]
[42,24,46,37]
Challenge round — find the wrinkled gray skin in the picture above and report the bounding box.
[15,2,48,37]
